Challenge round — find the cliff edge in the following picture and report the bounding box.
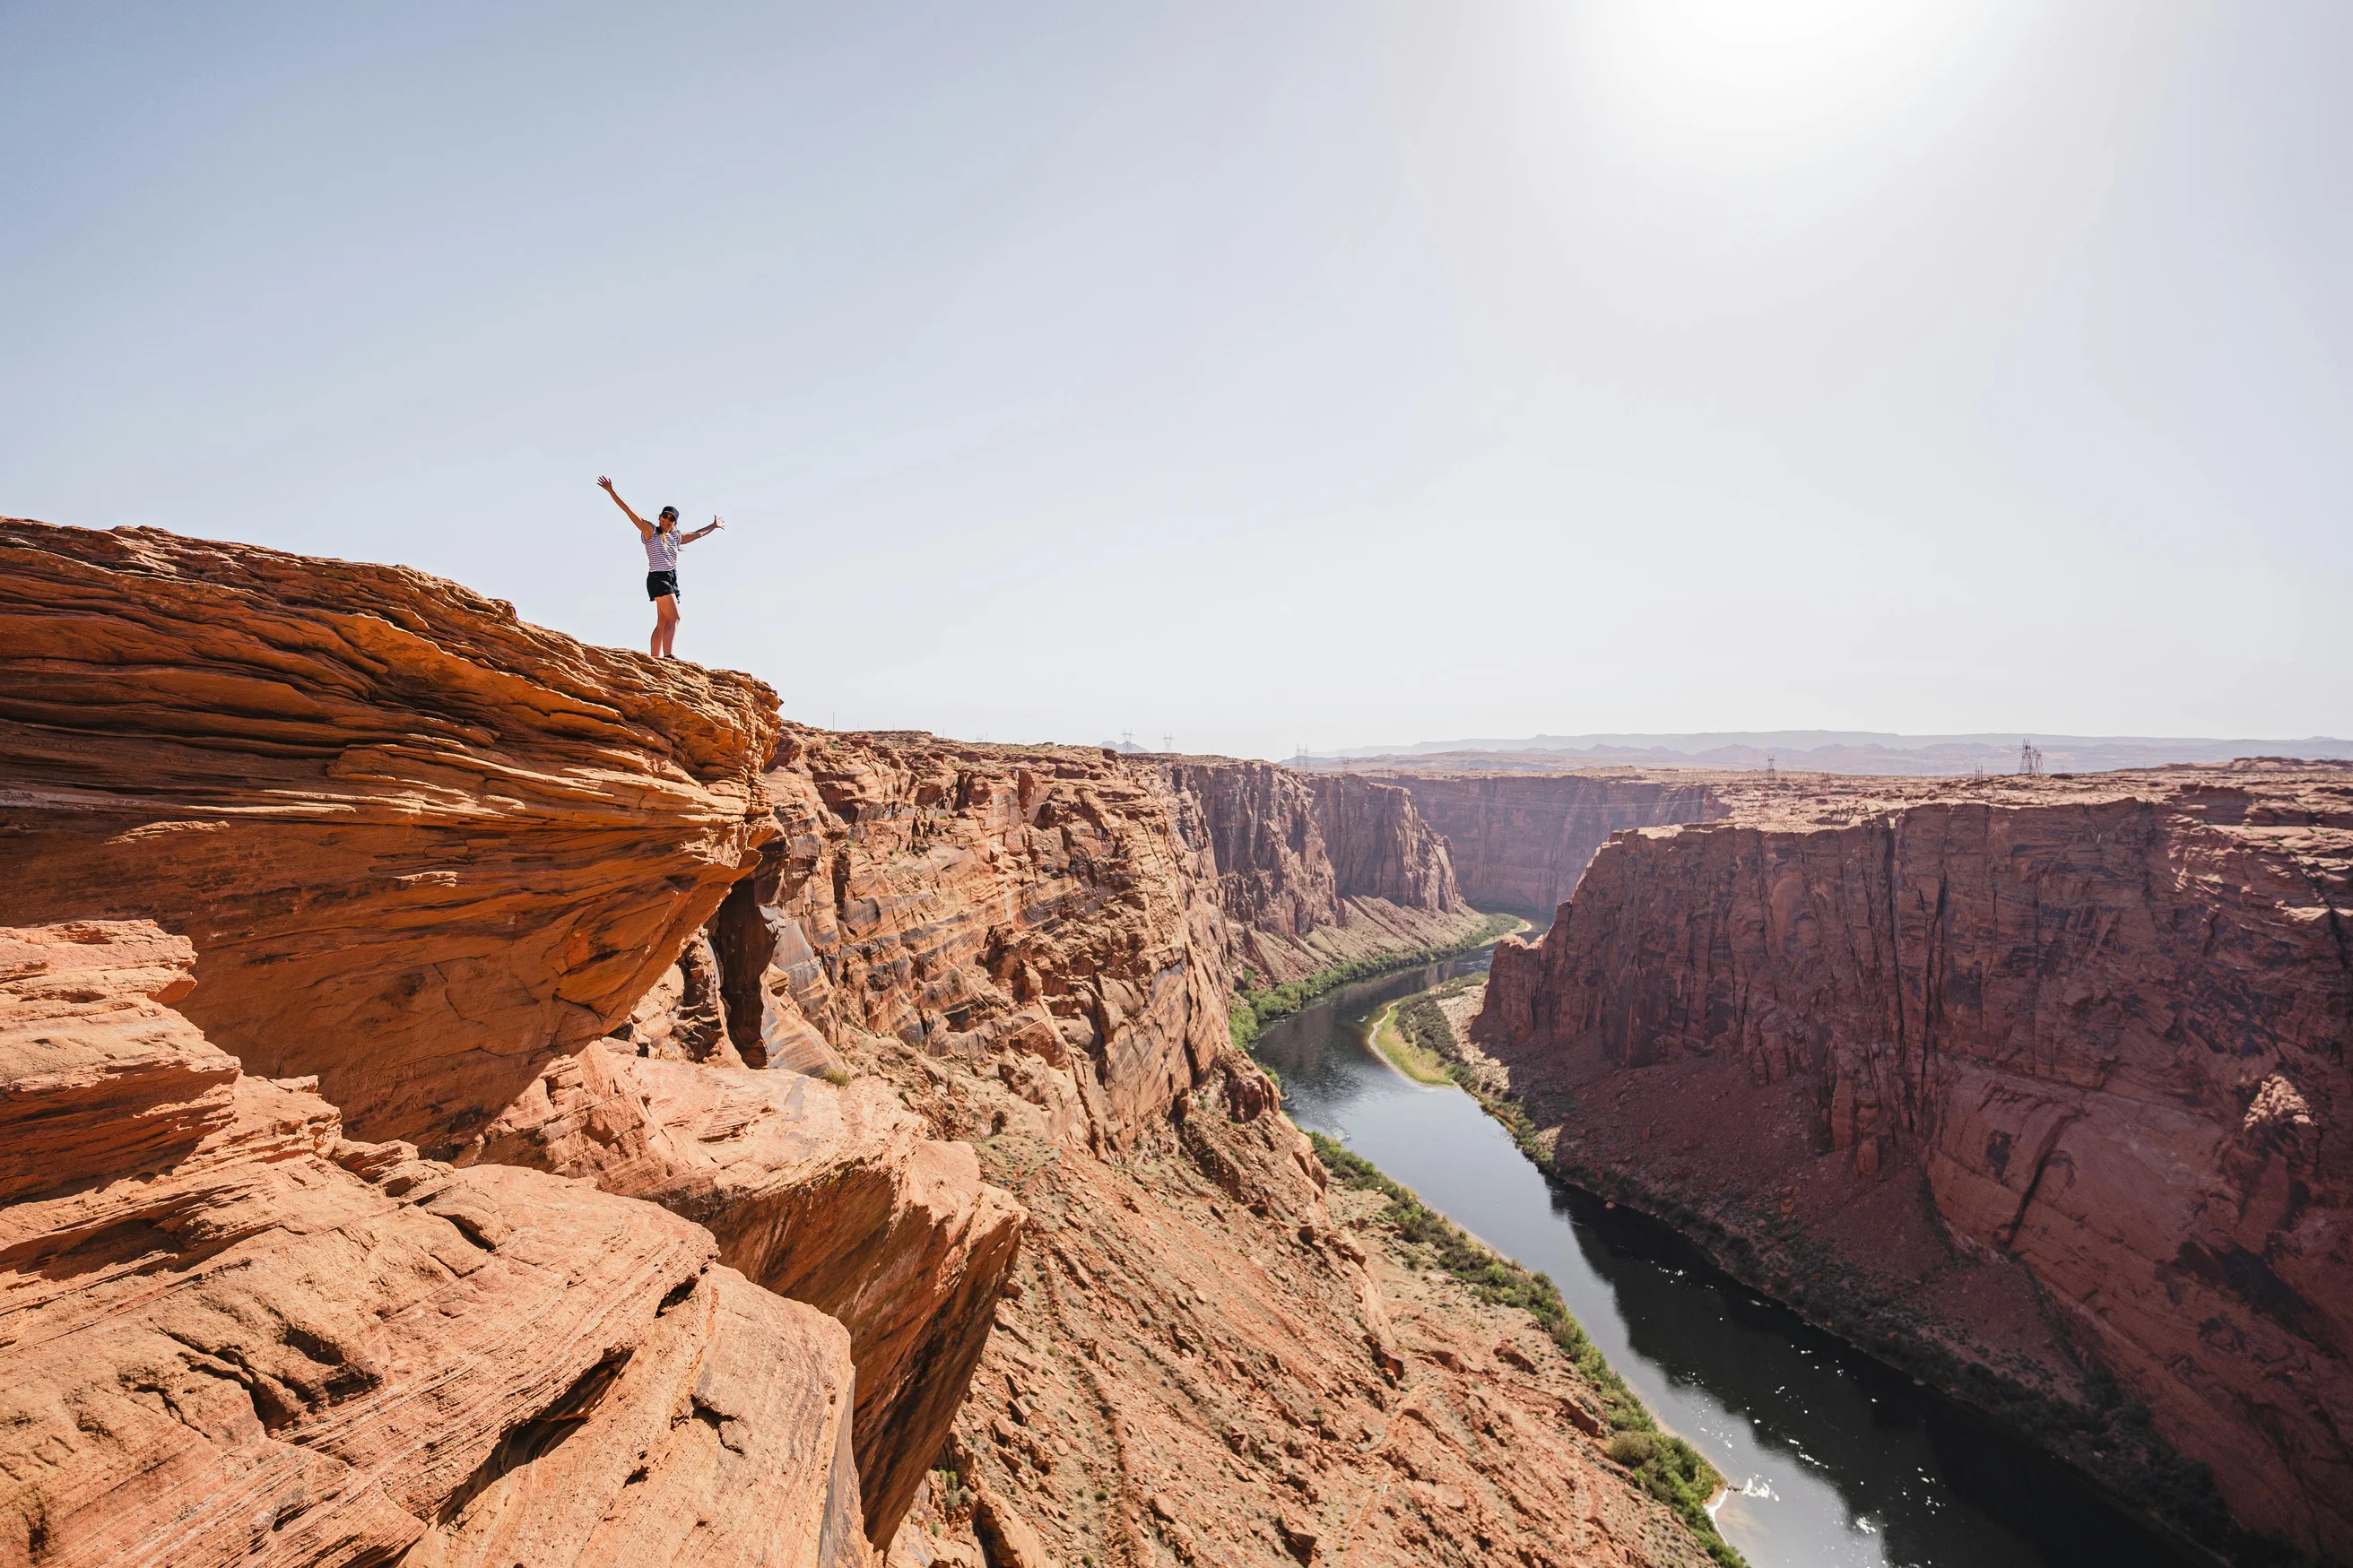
[0,518,779,1154]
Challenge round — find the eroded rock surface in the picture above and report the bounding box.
[1170,760,1489,984]
[0,922,863,1568]
[1380,772,1725,914]
[475,1038,1024,1547]
[2,523,1735,1568]
[878,1056,1718,1568]
[716,734,1245,1152]
[660,736,1723,1565]
[0,519,780,1153]
[1476,763,2353,1559]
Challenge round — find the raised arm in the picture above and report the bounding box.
[682,515,728,545]
[597,475,655,539]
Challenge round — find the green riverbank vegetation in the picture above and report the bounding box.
[1377,973,1562,1163]
[1308,1132,1742,1566]
[1228,912,1523,1061]
[1373,973,1489,1086]
[1366,996,1453,1084]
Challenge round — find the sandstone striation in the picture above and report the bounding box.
[0,524,1005,1555]
[719,732,1242,1152]
[1476,763,2353,1560]
[472,1037,1024,1547]
[0,922,864,1568]
[603,732,1720,1566]
[0,519,781,1154]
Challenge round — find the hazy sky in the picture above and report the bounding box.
[4,3,2346,759]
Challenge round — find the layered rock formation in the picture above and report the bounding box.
[3,519,1723,1568]
[0,519,779,1155]
[716,732,1240,1152]
[0,921,864,1568]
[1169,761,1489,983]
[1378,772,1725,914]
[1476,764,2353,1560]
[1305,773,1463,911]
[667,740,1722,1565]
[471,1037,1025,1546]
[0,522,1005,1554]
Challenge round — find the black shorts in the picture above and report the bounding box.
[646,570,680,602]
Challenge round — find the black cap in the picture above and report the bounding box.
[659,506,680,521]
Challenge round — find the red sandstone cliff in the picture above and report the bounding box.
[1476,766,2353,1560]
[1306,772,1465,911]
[1381,772,1725,914]
[0,519,778,1156]
[0,520,1012,1554]
[716,732,1239,1150]
[1168,761,1489,984]
[2,520,1722,1568]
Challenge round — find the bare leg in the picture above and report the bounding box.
[653,596,681,658]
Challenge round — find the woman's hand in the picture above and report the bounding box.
[598,475,615,491]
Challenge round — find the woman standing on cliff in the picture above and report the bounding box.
[597,475,724,659]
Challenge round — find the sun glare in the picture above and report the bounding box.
[1572,0,1997,154]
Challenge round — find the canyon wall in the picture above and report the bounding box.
[1169,761,1489,984]
[1383,772,1726,914]
[717,732,1242,1151]
[603,734,1711,1565]
[1476,767,2353,1560]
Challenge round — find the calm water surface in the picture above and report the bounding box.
[1254,943,2205,1568]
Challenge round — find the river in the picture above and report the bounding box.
[1251,942,2207,1568]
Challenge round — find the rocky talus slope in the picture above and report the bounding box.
[1475,765,2353,1561]
[875,1079,1719,1568]
[4,519,1710,1566]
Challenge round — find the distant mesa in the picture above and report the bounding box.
[1298,730,2353,777]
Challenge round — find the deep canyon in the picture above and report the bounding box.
[2,517,2344,1566]
[1,520,1709,1568]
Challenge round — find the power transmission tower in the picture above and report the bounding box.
[1121,729,1133,749]
[2019,739,2044,776]
[1160,733,1174,753]
[1764,751,1777,789]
